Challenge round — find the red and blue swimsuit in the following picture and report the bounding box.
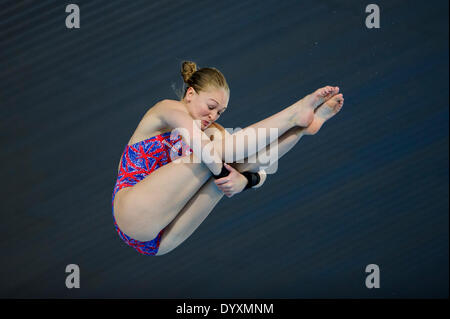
[112,131,192,255]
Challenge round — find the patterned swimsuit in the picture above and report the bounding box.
[112,131,192,255]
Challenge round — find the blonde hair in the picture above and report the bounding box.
[181,61,229,98]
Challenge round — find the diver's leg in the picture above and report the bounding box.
[157,94,344,254]
[232,93,345,173]
[231,126,306,173]
[212,86,339,162]
[156,177,224,255]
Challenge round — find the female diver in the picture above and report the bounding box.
[112,61,344,256]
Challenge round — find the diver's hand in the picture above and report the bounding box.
[214,163,248,198]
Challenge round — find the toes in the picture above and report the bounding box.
[337,97,344,110]
[320,86,334,96]
[317,86,341,100]
[327,86,335,94]
[319,88,328,97]
[329,94,344,110]
[326,86,339,97]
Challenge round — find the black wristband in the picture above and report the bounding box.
[213,164,230,179]
[242,171,261,190]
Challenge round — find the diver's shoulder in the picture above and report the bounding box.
[154,99,186,111]
[144,99,185,118]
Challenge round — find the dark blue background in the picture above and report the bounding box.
[0,0,448,298]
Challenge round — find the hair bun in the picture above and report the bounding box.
[181,61,197,83]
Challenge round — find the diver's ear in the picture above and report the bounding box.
[185,86,196,102]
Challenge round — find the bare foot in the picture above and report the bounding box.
[304,93,344,135]
[294,86,339,127]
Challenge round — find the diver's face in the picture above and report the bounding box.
[185,86,229,130]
